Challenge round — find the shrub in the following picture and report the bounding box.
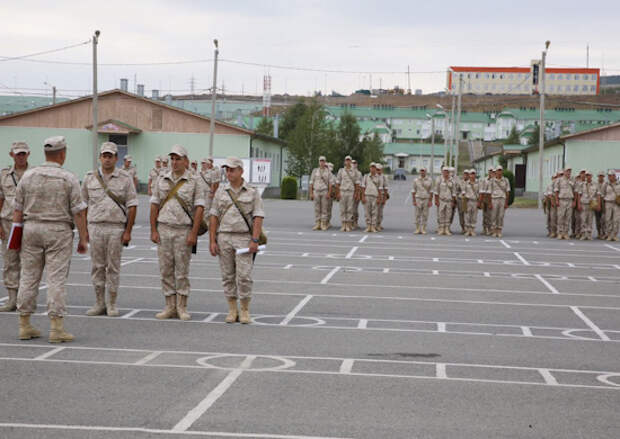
[410,167,417,175]
[281,176,298,199]
[503,170,515,206]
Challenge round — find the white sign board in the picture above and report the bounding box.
[251,159,271,185]
[301,175,310,191]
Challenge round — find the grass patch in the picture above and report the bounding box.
[512,197,539,208]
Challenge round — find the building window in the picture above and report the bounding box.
[574,85,579,92]
[475,73,480,78]
[557,74,563,80]
[549,74,555,80]
[549,85,554,92]
[485,73,490,79]
[591,85,596,92]
[491,74,495,79]
[574,74,579,80]
[509,74,514,79]
[582,85,588,91]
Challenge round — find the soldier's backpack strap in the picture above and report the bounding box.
[159,180,186,209]
[94,170,127,218]
[226,189,267,246]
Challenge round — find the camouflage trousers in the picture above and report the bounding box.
[339,190,354,223]
[557,199,573,235]
[573,205,582,236]
[483,206,492,232]
[457,197,466,231]
[465,199,478,229]
[88,223,124,293]
[217,232,254,299]
[313,191,329,222]
[595,208,605,238]
[491,198,506,230]
[377,200,385,226]
[327,195,334,223]
[364,195,379,226]
[1,219,20,291]
[547,206,558,235]
[17,221,73,317]
[157,223,192,297]
[605,203,619,238]
[353,198,361,225]
[437,199,453,228]
[580,206,594,238]
[204,195,213,224]
[414,198,430,228]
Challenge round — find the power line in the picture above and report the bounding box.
[0,40,90,62]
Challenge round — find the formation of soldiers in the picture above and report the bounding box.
[544,167,620,241]
[310,156,389,233]
[0,137,264,343]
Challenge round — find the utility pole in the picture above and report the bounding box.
[208,39,219,159]
[92,30,100,171]
[449,92,456,165]
[427,115,435,179]
[586,43,590,68]
[407,65,412,95]
[538,41,550,209]
[455,75,463,172]
[52,86,56,105]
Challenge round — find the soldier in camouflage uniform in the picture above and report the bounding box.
[14,136,88,342]
[81,142,138,317]
[490,165,510,238]
[595,171,607,239]
[361,163,384,233]
[336,156,360,232]
[309,156,332,231]
[480,167,494,235]
[376,164,388,231]
[464,169,480,236]
[572,169,586,238]
[147,157,161,196]
[0,142,30,312]
[600,170,620,241]
[150,145,205,321]
[544,172,560,238]
[554,167,575,240]
[576,171,600,240]
[351,160,363,229]
[209,157,265,324]
[411,167,433,234]
[434,167,456,235]
[456,169,470,234]
[326,162,337,229]
[123,155,139,190]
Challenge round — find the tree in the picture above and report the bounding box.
[505,126,520,144]
[359,133,385,174]
[527,127,540,146]
[255,118,274,137]
[329,113,361,167]
[279,100,308,141]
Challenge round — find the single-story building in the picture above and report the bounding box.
[0,89,288,192]
[383,142,447,176]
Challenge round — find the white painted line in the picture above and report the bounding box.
[477,259,484,264]
[388,256,394,261]
[345,246,358,259]
[283,264,293,270]
[483,272,491,277]
[436,363,447,379]
[121,309,142,319]
[202,313,219,322]
[34,347,65,361]
[357,319,368,329]
[437,322,446,333]
[320,267,341,285]
[358,235,368,243]
[605,244,620,252]
[535,274,560,294]
[125,245,136,250]
[539,369,559,385]
[432,270,439,275]
[570,306,610,341]
[588,276,598,282]
[521,326,533,337]
[301,252,309,257]
[339,359,354,374]
[0,423,353,439]
[134,351,163,366]
[432,257,439,262]
[172,355,256,432]
[280,295,313,325]
[382,268,390,273]
[614,265,620,271]
[499,240,511,249]
[0,296,7,302]
[513,252,530,266]
[121,257,144,267]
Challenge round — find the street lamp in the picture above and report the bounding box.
[208,39,219,159]
[43,81,56,105]
[537,40,551,209]
[426,113,436,179]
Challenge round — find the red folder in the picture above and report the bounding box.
[8,223,23,250]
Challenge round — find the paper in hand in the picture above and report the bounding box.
[235,245,266,255]
[8,223,23,250]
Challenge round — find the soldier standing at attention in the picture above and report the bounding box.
[150,145,205,321]
[490,165,510,238]
[456,169,470,234]
[545,173,560,238]
[573,169,586,238]
[600,170,620,241]
[376,164,388,231]
[309,156,331,231]
[123,155,139,190]
[351,160,363,230]
[411,167,433,234]
[0,142,30,312]
[577,171,600,241]
[336,155,359,232]
[190,160,199,176]
[464,169,480,236]
[147,156,161,196]
[199,158,218,223]
[209,157,265,324]
[361,163,384,233]
[326,162,337,229]
[554,167,575,240]
[81,142,138,317]
[161,156,169,174]
[434,167,456,235]
[595,171,607,239]
[480,167,494,235]
[14,136,88,342]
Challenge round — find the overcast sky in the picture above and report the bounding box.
[1,0,620,99]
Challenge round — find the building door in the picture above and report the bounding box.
[515,164,526,189]
[108,134,128,168]
[398,157,405,168]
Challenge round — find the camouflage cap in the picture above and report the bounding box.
[223,157,243,169]
[169,145,188,158]
[43,135,67,152]
[100,142,117,154]
[11,141,30,154]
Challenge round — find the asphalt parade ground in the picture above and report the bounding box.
[0,180,619,438]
